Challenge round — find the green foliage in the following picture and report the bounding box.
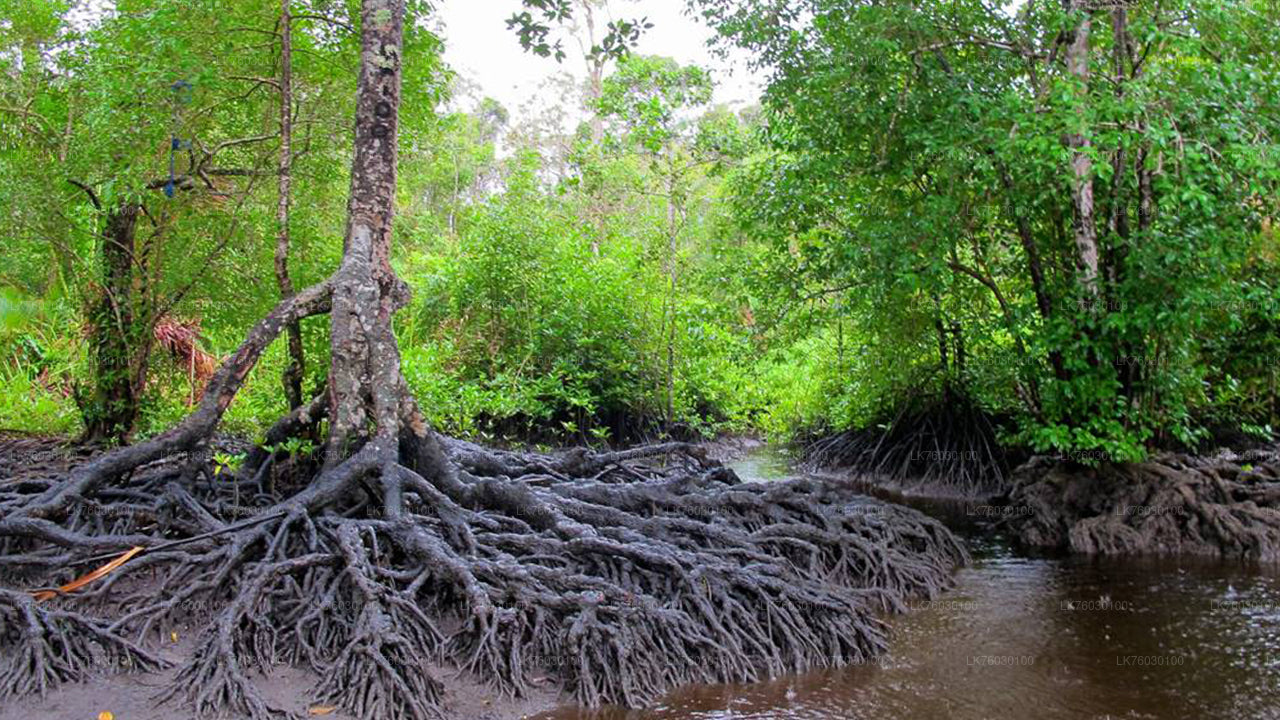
[405,150,671,440]
[0,289,83,434]
[5,0,1275,464]
[508,0,650,62]
[598,55,713,152]
[1,0,443,440]
[699,0,1280,457]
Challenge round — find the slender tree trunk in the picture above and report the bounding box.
[82,204,145,444]
[662,170,678,435]
[994,163,1066,382]
[449,150,460,235]
[931,293,949,375]
[995,163,1054,321]
[579,0,606,145]
[1107,6,1139,399]
[1065,0,1099,302]
[276,0,306,411]
[1137,147,1153,234]
[837,315,844,367]
[1105,5,1131,252]
[578,0,606,255]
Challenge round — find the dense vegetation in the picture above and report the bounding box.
[0,4,968,719]
[701,0,1280,463]
[1,2,1278,720]
[2,0,1277,461]
[1,0,781,449]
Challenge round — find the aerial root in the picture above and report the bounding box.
[0,588,165,702]
[802,392,1012,497]
[0,432,967,719]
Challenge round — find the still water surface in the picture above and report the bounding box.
[535,446,1280,720]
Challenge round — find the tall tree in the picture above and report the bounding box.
[1,8,964,720]
[275,0,306,411]
[598,55,713,431]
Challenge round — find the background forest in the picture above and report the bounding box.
[2,0,1278,464]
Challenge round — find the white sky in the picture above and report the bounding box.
[432,0,763,121]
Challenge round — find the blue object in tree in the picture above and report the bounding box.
[165,80,193,199]
[171,79,193,103]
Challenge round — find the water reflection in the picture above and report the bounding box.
[532,446,1280,720]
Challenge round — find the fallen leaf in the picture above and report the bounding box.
[308,706,336,716]
[99,712,114,720]
[32,546,145,602]
[170,631,179,643]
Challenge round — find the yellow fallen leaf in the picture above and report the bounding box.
[171,631,179,643]
[99,712,114,720]
[308,706,336,716]
[31,546,145,602]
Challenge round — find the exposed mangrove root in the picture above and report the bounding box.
[802,393,1013,498]
[1003,449,1280,560]
[0,429,965,719]
[0,588,165,701]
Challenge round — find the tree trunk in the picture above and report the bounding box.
[324,0,411,467]
[276,0,306,411]
[1065,0,1099,303]
[579,0,606,256]
[81,203,145,444]
[994,163,1067,382]
[662,170,678,435]
[931,293,949,375]
[579,0,606,145]
[994,163,1054,320]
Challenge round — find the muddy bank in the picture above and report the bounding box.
[0,653,562,720]
[1002,448,1280,560]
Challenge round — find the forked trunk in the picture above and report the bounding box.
[324,0,412,467]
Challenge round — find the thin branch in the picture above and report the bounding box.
[291,13,356,33]
[227,75,282,90]
[67,179,102,210]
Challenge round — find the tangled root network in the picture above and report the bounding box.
[0,433,965,719]
[1005,449,1280,560]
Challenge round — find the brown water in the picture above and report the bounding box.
[535,447,1280,720]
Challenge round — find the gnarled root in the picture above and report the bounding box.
[0,588,165,701]
[0,218,965,719]
[0,427,966,719]
[1003,451,1280,559]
